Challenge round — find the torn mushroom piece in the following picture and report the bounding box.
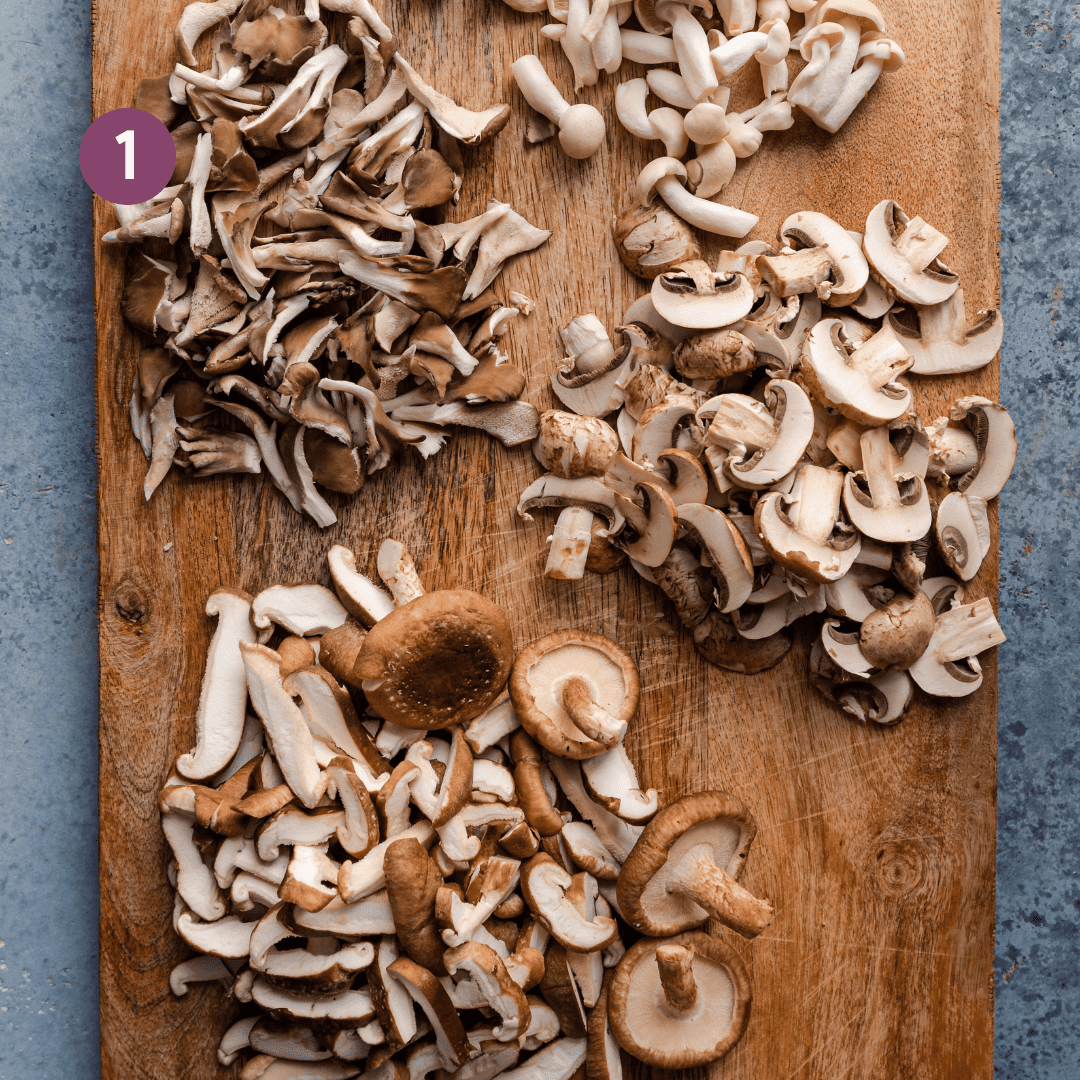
[608,931,752,1068]
[617,791,773,938]
[510,630,640,758]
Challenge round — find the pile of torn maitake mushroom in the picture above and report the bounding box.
[505,0,903,241]
[116,0,550,527]
[519,198,1012,720]
[162,537,772,1077]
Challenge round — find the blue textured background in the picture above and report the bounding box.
[0,3,1076,1078]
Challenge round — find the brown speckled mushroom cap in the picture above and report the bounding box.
[352,590,513,729]
[617,791,772,938]
[509,630,640,759]
[608,930,752,1069]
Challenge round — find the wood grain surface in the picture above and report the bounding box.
[94,2,1001,1077]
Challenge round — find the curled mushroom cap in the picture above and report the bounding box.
[617,791,773,938]
[509,630,640,759]
[353,590,514,729]
[608,930,752,1068]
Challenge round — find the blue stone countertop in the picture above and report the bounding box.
[0,3,1076,1078]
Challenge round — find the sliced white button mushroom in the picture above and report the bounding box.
[862,200,960,307]
[843,426,932,542]
[886,289,1003,375]
[935,492,991,581]
[908,598,1007,697]
[948,397,1017,500]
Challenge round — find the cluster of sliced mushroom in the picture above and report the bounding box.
[115,0,551,526]
[161,536,772,1076]
[520,198,1012,718]
[505,0,904,240]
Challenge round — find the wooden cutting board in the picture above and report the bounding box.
[94,2,1001,1077]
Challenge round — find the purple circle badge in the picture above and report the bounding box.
[79,108,177,205]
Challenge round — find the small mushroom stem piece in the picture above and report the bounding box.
[377,539,425,605]
[655,944,697,1012]
[663,843,774,938]
[561,677,627,747]
[848,325,913,390]
[546,506,595,581]
[893,216,950,273]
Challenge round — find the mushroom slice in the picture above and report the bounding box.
[339,820,436,903]
[240,643,326,808]
[289,890,396,939]
[384,837,447,974]
[509,631,640,760]
[755,464,861,583]
[252,583,349,637]
[616,791,773,938]
[327,544,396,625]
[444,942,531,1042]
[547,758,643,865]
[678,502,756,612]
[799,319,913,425]
[256,806,346,862]
[764,209,870,306]
[175,588,256,779]
[492,1036,587,1080]
[863,200,960,307]
[935,492,991,582]
[518,475,623,534]
[175,909,254,958]
[581,746,660,824]
[810,640,915,725]
[367,936,419,1051]
[561,821,621,881]
[822,564,891,622]
[171,954,233,998]
[821,618,877,679]
[279,844,342,912]
[702,379,815,489]
[251,978,376,1024]
[510,730,564,837]
[521,854,619,952]
[563,875,606,1007]
[249,904,374,988]
[353,591,513,729]
[389,956,472,1068]
[389,401,542,449]
[322,756,381,857]
[377,538,425,607]
[441,855,521,948]
[608,931,751,1068]
[393,53,510,145]
[650,260,755,329]
[630,396,700,467]
[611,483,679,569]
[887,289,1003,375]
[437,803,525,864]
[843,426,932,543]
[949,396,1017,501]
[216,835,291,887]
[218,1016,258,1066]
[613,202,702,281]
[161,810,227,921]
[249,1020,332,1063]
[908,598,1007,698]
[465,694,521,755]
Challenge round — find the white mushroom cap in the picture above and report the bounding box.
[511,55,606,159]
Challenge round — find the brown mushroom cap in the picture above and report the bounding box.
[383,837,447,975]
[859,590,935,670]
[509,630,640,760]
[608,930,752,1069]
[353,589,513,729]
[616,791,772,938]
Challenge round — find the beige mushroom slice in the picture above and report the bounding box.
[908,597,1007,698]
[175,908,254,958]
[562,821,621,880]
[375,538,425,607]
[240,642,326,808]
[562,875,606,1007]
[161,809,227,921]
[175,588,257,780]
[437,803,525,864]
[822,564,891,622]
[216,834,291,887]
[389,956,472,1068]
[442,856,521,947]
[249,904,374,987]
[338,820,436,903]
[757,211,869,306]
[617,791,773,938]
[367,935,419,1051]
[611,483,679,569]
[252,583,349,638]
[279,844,342,911]
[549,323,654,418]
[863,200,960,307]
[465,695,521,755]
[547,758,643,865]
[637,158,758,238]
[947,397,1017,501]
[676,503,755,612]
[232,872,287,912]
[288,890,397,939]
[384,836,448,974]
[799,319,913,425]
[820,618,878,679]
[256,806,345,862]
[493,1037,587,1080]
[511,731,565,837]
[755,464,861,583]
[353,590,513,729]
[701,379,816,489]
[170,954,233,998]
[473,756,515,803]
[608,931,752,1068]
[843,426,932,542]
[444,942,531,1042]
[581,745,660,824]
[935,492,991,582]
[218,1016,259,1066]
[521,854,619,951]
[630,395,701,466]
[886,289,1003,375]
[248,1020,333,1063]
[404,729,474,827]
[858,591,936,670]
[250,977,375,1025]
[649,260,756,329]
[510,630,640,760]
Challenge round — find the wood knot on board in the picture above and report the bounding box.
[113,582,149,624]
[871,837,932,900]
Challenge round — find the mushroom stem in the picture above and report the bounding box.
[546,506,595,581]
[893,215,950,273]
[848,325,913,389]
[561,677,628,747]
[859,426,905,510]
[377,539,425,605]
[793,465,844,545]
[664,842,774,938]
[655,943,698,1012]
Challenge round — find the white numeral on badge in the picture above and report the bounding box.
[116,129,135,180]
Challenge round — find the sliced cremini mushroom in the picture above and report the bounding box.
[353,590,514,729]
[908,597,1006,697]
[608,930,752,1067]
[509,630,640,759]
[616,791,773,938]
[676,502,755,612]
[862,200,960,307]
[935,491,991,582]
[886,289,1003,375]
[610,482,679,569]
[842,426,932,542]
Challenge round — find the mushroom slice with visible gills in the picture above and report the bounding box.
[327,544,396,625]
[650,260,756,329]
[843,426,932,543]
[908,597,1006,698]
[772,209,870,306]
[887,288,1003,375]
[509,630,641,760]
[755,464,862,584]
[607,930,752,1068]
[611,482,679,569]
[862,199,960,307]
[676,502,755,612]
[388,955,472,1069]
[616,791,773,938]
[250,977,376,1025]
[821,618,878,679]
[949,396,1017,501]
[521,855,619,952]
[935,492,991,582]
[630,396,700,467]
